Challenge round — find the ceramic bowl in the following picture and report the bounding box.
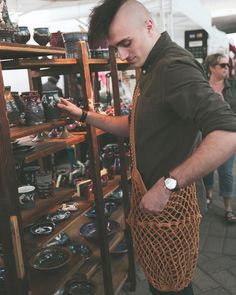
[33,27,50,46]
[14,26,31,44]
[80,220,119,243]
[64,278,96,295]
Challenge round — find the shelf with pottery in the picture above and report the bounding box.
[12,128,106,164]
[1,56,129,71]
[0,42,65,59]
[26,198,126,295]
[10,119,69,140]
[23,174,125,245]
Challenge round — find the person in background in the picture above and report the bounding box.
[58,1,236,294]
[203,53,236,223]
[42,75,64,97]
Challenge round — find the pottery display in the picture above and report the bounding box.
[33,27,50,46]
[14,26,30,44]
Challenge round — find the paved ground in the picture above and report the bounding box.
[119,166,236,295]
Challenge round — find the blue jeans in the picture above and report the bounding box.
[203,154,235,198]
[149,283,194,295]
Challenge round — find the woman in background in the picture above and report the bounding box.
[203,53,236,223]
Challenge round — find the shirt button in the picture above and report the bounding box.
[142,69,146,74]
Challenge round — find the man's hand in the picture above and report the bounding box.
[57,97,82,120]
[140,177,170,213]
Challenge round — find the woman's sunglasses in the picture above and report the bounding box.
[218,63,230,69]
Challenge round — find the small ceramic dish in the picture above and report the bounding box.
[30,222,55,236]
[46,232,70,247]
[30,246,72,271]
[85,201,117,219]
[67,243,92,259]
[60,202,80,212]
[46,210,71,223]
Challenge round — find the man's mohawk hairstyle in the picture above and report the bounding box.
[88,0,127,45]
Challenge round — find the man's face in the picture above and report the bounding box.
[107,9,152,68]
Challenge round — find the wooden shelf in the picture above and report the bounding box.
[26,204,125,295]
[14,133,86,163]
[0,42,65,60]
[1,56,128,71]
[10,119,68,140]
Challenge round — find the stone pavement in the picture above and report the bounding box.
[119,168,236,295]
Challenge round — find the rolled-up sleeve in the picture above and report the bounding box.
[163,61,236,136]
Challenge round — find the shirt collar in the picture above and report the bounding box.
[141,31,172,74]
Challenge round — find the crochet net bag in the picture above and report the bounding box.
[127,84,202,292]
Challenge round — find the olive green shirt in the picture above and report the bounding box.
[135,32,236,189]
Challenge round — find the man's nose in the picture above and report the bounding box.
[117,48,128,61]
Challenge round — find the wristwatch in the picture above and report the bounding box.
[164,174,179,192]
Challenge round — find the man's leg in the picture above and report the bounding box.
[149,283,194,295]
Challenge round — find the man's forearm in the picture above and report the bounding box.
[85,111,130,137]
[170,130,236,188]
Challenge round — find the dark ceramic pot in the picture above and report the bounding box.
[41,90,61,121]
[33,27,50,46]
[0,28,14,43]
[21,91,45,125]
[50,31,64,48]
[62,31,88,58]
[14,26,30,44]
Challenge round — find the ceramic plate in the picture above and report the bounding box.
[30,246,72,271]
[85,201,117,219]
[30,222,55,236]
[80,220,119,242]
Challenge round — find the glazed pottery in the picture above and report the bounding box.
[33,27,50,46]
[21,91,45,126]
[62,31,88,58]
[18,185,36,209]
[14,26,30,44]
[41,90,61,121]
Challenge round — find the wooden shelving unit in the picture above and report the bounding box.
[0,41,135,295]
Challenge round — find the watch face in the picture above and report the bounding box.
[164,177,177,190]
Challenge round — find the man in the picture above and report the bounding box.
[58,1,236,294]
[42,75,64,97]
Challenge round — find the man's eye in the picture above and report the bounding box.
[122,40,131,47]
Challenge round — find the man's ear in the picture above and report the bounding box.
[145,19,153,32]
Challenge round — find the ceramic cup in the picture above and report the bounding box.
[18,185,36,209]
